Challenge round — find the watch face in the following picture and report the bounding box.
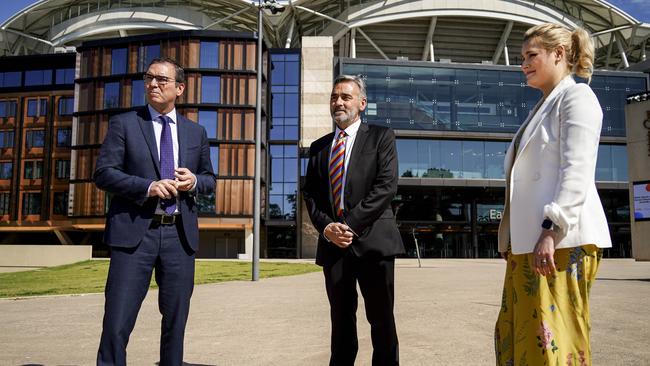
[542,219,553,230]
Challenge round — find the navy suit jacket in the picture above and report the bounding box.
[303,123,405,266]
[94,107,215,252]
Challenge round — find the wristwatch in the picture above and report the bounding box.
[541,218,553,230]
[541,218,559,232]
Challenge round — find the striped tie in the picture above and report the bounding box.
[329,130,347,218]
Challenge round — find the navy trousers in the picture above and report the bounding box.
[97,220,195,366]
[323,251,399,366]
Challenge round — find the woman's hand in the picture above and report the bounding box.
[533,230,557,276]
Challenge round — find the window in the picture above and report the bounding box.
[55,68,75,84]
[58,97,74,116]
[27,99,48,117]
[0,131,14,148]
[210,146,219,175]
[0,100,17,117]
[0,193,9,215]
[198,110,218,139]
[55,160,70,179]
[24,160,43,179]
[53,192,69,215]
[25,130,45,149]
[138,44,160,72]
[22,192,41,215]
[269,144,298,220]
[57,128,72,147]
[201,76,220,103]
[131,79,145,107]
[104,82,120,109]
[25,70,52,86]
[200,41,220,68]
[269,51,300,141]
[111,48,128,75]
[0,71,22,87]
[0,162,12,179]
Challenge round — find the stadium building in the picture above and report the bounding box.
[0,0,648,260]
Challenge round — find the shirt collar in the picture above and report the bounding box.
[335,118,361,138]
[148,104,177,124]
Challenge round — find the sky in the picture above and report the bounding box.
[0,0,649,27]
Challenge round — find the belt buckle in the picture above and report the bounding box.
[161,215,175,225]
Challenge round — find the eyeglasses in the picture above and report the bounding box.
[143,73,176,86]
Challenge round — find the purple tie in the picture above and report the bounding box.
[158,115,176,215]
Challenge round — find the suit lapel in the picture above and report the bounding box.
[136,108,161,178]
[177,115,188,168]
[345,123,369,193]
[319,132,335,216]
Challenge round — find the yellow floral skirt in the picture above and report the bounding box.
[494,245,603,366]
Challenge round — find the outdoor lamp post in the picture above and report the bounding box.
[253,0,285,281]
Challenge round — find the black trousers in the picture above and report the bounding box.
[323,250,399,366]
[97,220,195,366]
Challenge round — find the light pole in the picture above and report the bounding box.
[253,0,284,282]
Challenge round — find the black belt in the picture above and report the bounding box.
[151,214,181,225]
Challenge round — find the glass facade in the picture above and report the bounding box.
[25,129,45,149]
[57,128,72,147]
[338,60,645,259]
[343,62,647,137]
[53,192,68,215]
[111,48,128,75]
[0,131,14,148]
[104,82,120,109]
[25,70,52,86]
[22,192,41,215]
[131,79,145,107]
[27,99,47,117]
[0,100,17,117]
[200,41,220,68]
[267,50,301,258]
[24,160,43,179]
[198,110,218,139]
[0,162,12,179]
[396,139,508,179]
[0,193,9,215]
[0,72,21,87]
[55,68,75,84]
[58,97,74,115]
[138,44,160,72]
[269,144,298,220]
[201,76,220,103]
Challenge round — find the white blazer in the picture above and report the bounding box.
[498,75,612,254]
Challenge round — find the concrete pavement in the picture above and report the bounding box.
[0,259,648,365]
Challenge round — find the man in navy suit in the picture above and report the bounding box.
[94,57,215,366]
[303,75,404,366]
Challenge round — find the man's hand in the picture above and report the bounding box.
[532,230,557,277]
[323,222,354,248]
[174,167,196,191]
[149,179,178,198]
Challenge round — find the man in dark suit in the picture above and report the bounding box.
[303,75,404,366]
[94,57,215,366]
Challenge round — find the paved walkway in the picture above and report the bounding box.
[1,259,648,365]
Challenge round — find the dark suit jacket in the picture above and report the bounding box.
[94,107,215,252]
[303,123,404,266]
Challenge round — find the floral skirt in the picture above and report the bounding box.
[494,245,602,366]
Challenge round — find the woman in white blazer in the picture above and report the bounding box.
[494,23,612,366]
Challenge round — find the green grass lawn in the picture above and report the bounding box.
[0,260,320,298]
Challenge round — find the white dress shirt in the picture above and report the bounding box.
[147,104,180,215]
[330,118,361,214]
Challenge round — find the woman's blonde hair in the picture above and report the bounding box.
[523,23,595,83]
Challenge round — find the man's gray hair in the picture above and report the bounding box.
[333,74,366,99]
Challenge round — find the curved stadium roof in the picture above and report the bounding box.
[1,0,648,70]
